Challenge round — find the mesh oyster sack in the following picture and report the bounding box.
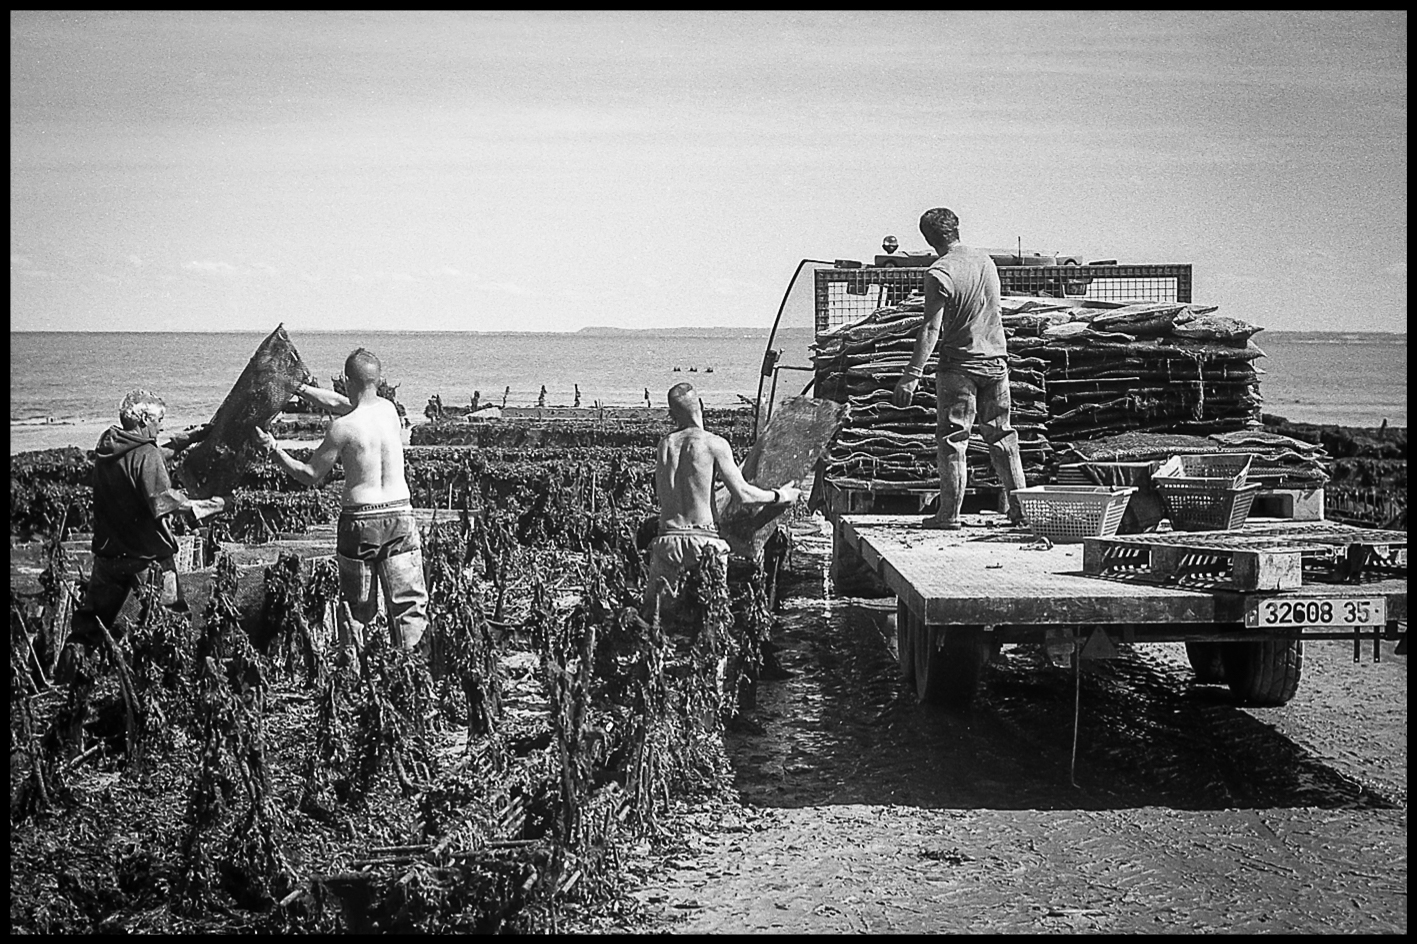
[180,324,312,499]
[716,395,848,560]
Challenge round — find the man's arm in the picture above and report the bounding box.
[157,423,212,462]
[252,425,341,487]
[152,489,227,520]
[296,383,354,416]
[711,438,802,506]
[893,271,949,407]
[138,445,225,520]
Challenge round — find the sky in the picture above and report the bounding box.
[10,10,1408,333]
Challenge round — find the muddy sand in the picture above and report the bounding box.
[611,516,1406,935]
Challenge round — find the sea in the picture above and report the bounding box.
[8,329,1407,456]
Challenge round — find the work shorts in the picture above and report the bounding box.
[643,526,730,621]
[336,499,429,651]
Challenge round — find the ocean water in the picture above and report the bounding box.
[9,329,821,455]
[1254,331,1407,430]
[8,329,1406,456]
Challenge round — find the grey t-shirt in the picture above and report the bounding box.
[927,245,1008,378]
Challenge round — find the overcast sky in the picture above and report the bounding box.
[10,10,1408,333]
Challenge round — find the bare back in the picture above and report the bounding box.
[328,397,410,506]
[655,427,729,532]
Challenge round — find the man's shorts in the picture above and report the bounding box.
[643,526,730,618]
[336,499,429,651]
[337,499,422,561]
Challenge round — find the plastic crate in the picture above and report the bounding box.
[1011,485,1136,543]
[1154,480,1262,531]
[1153,453,1254,489]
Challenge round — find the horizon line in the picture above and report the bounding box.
[9,327,1409,336]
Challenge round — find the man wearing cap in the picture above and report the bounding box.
[893,207,1027,529]
[63,390,221,664]
[254,347,428,656]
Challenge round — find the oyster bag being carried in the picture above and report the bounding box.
[716,395,848,560]
[180,324,311,499]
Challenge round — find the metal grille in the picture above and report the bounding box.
[815,264,1194,335]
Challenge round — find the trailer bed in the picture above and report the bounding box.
[836,515,1408,630]
[834,514,1406,709]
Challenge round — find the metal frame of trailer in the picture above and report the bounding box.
[832,514,1408,710]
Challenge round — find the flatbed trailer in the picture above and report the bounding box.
[833,514,1407,710]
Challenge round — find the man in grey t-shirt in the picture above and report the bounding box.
[892,207,1027,528]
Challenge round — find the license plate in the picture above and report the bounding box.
[1245,597,1387,628]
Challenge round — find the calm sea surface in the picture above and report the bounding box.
[9,329,1406,455]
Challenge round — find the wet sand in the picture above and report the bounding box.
[625,516,1406,934]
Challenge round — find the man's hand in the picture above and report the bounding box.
[164,423,212,453]
[893,376,920,408]
[190,496,227,521]
[251,426,278,453]
[775,483,803,505]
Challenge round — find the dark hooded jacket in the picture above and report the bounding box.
[91,425,179,560]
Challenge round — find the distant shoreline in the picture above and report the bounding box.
[7,328,1408,338]
[7,326,811,337]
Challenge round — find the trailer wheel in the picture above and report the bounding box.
[1185,641,1227,684]
[916,625,989,711]
[1221,639,1303,706]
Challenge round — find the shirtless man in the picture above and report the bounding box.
[643,382,802,621]
[253,348,428,652]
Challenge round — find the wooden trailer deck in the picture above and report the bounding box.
[834,513,1407,709]
[836,514,1408,629]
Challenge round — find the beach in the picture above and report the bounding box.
[8,329,1406,457]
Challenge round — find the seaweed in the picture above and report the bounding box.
[12,405,792,933]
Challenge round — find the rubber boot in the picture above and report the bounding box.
[380,548,429,652]
[334,602,364,674]
[337,553,381,630]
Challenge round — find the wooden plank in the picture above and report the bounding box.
[1232,548,1303,590]
[1081,523,1389,590]
[835,513,1403,629]
[1148,545,1190,580]
[841,515,1218,625]
[1081,542,1306,591]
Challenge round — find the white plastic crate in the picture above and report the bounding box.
[1011,485,1136,544]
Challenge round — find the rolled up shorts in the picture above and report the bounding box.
[336,499,429,650]
[644,526,730,610]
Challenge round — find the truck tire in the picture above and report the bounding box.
[916,625,989,711]
[1185,641,1227,684]
[1221,639,1303,706]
